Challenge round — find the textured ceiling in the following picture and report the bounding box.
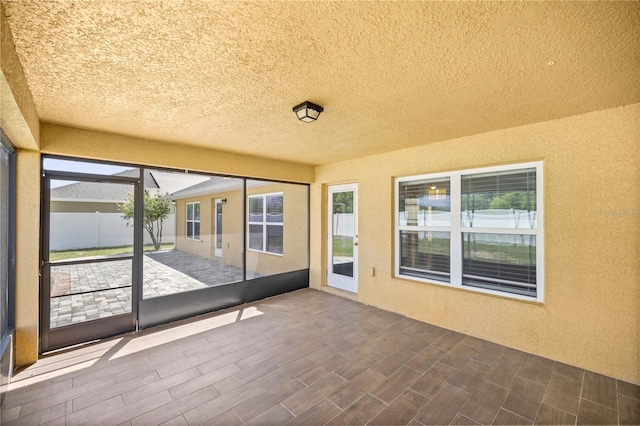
[2,1,639,165]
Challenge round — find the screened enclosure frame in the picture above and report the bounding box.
[40,155,310,351]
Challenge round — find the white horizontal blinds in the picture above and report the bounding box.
[398,178,451,227]
[399,231,451,282]
[398,178,451,282]
[461,168,537,297]
[461,168,537,229]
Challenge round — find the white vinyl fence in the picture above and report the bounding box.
[332,213,354,237]
[398,209,537,229]
[50,212,176,251]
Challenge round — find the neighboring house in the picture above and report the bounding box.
[49,169,209,250]
[169,178,308,277]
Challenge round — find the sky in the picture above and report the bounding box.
[44,158,132,188]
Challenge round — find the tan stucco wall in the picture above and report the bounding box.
[174,183,309,277]
[40,123,314,184]
[1,3,39,150]
[14,149,40,366]
[311,103,640,384]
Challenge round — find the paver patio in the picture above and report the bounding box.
[49,250,259,328]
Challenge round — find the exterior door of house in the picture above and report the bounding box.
[214,199,223,257]
[327,183,358,293]
[40,173,140,352]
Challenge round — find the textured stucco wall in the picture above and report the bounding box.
[0,2,39,150]
[311,104,640,384]
[40,123,314,184]
[14,149,40,366]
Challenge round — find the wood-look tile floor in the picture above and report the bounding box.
[2,289,639,425]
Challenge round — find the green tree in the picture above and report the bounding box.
[118,191,172,250]
[488,191,536,210]
[333,191,353,214]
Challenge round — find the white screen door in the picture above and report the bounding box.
[327,183,358,293]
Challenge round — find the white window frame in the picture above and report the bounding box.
[395,161,544,302]
[248,192,284,256]
[186,201,200,241]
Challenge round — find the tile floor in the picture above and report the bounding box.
[3,289,639,425]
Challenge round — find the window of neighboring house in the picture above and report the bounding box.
[248,193,283,255]
[186,202,200,240]
[396,161,543,301]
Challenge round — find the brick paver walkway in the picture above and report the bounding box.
[49,250,258,328]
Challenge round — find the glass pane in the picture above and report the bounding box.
[461,168,537,229]
[49,180,135,261]
[266,225,283,254]
[249,224,263,251]
[246,180,309,278]
[462,233,537,297]
[398,178,450,227]
[143,171,246,299]
[194,222,200,240]
[266,195,283,223]
[194,203,200,221]
[249,197,263,222]
[50,260,132,328]
[333,191,353,214]
[187,203,193,220]
[332,190,355,277]
[399,230,450,282]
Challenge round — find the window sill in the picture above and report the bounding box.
[248,248,283,257]
[394,273,544,305]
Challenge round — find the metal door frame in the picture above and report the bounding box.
[40,169,142,352]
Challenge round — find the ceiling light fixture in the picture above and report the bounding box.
[293,101,324,123]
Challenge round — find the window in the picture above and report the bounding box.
[248,193,283,255]
[396,162,543,301]
[186,202,200,240]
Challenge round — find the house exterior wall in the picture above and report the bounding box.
[246,183,308,276]
[174,189,244,268]
[51,200,121,213]
[310,103,640,384]
[173,183,308,277]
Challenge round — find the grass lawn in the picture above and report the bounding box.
[50,243,174,262]
[333,236,354,257]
